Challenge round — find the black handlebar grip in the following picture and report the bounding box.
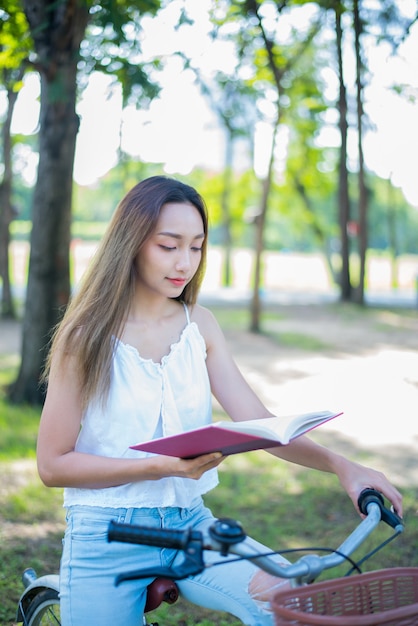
[357,488,384,515]
[108,521,196,549]
[357,488,403,530]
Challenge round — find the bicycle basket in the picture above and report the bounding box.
[271,568,418,626]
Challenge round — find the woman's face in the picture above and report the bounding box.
[135,202,205,299]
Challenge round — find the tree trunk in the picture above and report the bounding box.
[0,84,19,319]
[335,5,352,301]
[221,134,234,287]
[9,0,89,404]
[387,177,399,289]
[250,115,279,333]
[353,0,368,305]
[292,175,339,287]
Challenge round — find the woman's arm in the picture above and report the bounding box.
[266,436,403,516]
[196,305,403,517]
[37,351,224,489]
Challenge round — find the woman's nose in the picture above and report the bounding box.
[175,249,191,271]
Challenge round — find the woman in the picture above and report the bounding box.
[37,175,402,625]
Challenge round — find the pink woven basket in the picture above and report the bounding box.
[271,568,418,625]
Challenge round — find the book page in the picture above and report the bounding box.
[215,411,338,444]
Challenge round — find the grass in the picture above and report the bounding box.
[211,306,330,350]
[1,304,418,625]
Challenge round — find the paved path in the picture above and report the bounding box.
[0,319,21,354]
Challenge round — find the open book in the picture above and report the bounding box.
[130,410,342,458]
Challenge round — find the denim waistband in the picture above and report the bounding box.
[66,498,203,525]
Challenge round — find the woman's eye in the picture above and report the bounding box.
[191,247,203,252]
[160,245,176,251]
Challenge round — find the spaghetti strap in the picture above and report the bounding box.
[182,301,191,325]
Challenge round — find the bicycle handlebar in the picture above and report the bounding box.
[107,524,199,551]
[357,487,403,531]
[107,488,404,586]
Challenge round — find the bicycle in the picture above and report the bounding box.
[16,488,417,625]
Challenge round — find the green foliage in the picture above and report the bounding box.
[80,1,163,106]
[1,478,63,523]
[0,1,32,78]
[0,372,40,460]
[0,498,63,624]
[10,220,31,239]
[265,328,330,351]
[10,159,418,255]
[368,176,418,254]
[3,0,418,266]
[211,306,253,329]
[73,159,165,222]
[72,165,262,246]
[71,220,107,240]
[190,168,260,244]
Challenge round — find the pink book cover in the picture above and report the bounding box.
[130,411,341,459]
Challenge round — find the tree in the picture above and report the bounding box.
[9,0,161,404]
[0,1,32,318]
[239,0,323,331]
[210,0,340,328]
[0,70,22,319]
[334,1,352,300]
[353,0,367,304]
[353,0,418,303]
[197,73,257,287]
[332,0,417,302]
[284,68,338,284]
[8,0,90,403]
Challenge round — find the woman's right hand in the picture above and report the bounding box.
[154,452,225,480]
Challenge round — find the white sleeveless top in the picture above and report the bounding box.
[63,304,218,509]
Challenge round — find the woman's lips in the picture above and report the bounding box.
[167,278,187,287]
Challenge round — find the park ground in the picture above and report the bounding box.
[1,273,418,624]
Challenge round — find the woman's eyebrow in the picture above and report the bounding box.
[157,231,205,240]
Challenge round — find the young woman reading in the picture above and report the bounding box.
[37,176,402,626]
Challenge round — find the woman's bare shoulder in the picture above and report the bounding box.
[189,302,217,324]
[189,303,224,347]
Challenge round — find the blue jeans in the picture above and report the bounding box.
[60,499,288,625]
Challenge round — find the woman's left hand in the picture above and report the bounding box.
[335,457,403,518]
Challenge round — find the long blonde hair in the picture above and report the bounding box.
[44,176,208,409]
